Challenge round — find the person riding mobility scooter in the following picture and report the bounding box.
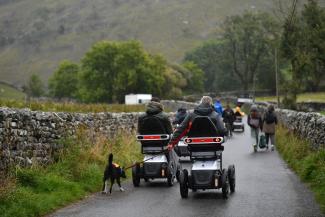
[233,106,245,132]
[173,108,190,157]
[133,98,181,187]
[168,96,236,199]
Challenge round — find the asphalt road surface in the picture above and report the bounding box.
[49,120,324,217]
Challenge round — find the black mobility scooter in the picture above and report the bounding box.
[133,116,181,187]
[178,116,236,199]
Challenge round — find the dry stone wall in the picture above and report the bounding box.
[253,102,325,150]
[0,107,141,173]
[161,100,198,112]
[1,100,324,174]
[275,109,325,150]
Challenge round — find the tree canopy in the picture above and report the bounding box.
[48,61,79,99]
[45,40,204,103]
[280,0,325,108]
[223,12,279,92]
[78,41,168,103]
[26,74,44,97]
[185,12,279,93]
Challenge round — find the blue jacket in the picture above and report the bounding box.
[214,101,223,115]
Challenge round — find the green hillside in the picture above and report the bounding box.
[0,0,310,85]
[0,82,25,100]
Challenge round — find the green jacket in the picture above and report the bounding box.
[138,101,173,135]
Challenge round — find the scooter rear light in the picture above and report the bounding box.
[213,137,223,143]
[136,134,170,140]
[184,137,224,144]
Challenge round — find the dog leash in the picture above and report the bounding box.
[123,150,169,170]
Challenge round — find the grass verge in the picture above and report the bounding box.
[0,129,142,217]
[256,92,325,103]
[0,99,145,113]
[276,126,325,213]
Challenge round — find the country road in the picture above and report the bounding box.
[49,120,324,217]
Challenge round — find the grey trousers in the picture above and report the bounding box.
[251,128,259,145]
[265,133,275,145]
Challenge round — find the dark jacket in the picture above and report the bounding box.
[262,111,278,134]
[222,108,235,123]
[169,103,226,147]
[247,113,263,130]
[138,101,173,134]
[172,108,187,125]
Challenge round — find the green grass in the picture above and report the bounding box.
[0,99,145,113]
[0,129,142,217]
[276,126,325,213]
[256,92,325,103]
[0,83,26,101]
[320,111,325,115]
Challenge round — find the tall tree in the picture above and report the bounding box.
[79,41,167,103]
[184,41,240,92]
[48,61,79,99]
[301,0,325,91]
[223,12,279,92]
[280,0,325,108]
[25,73,44,97]
[182,61,204,94]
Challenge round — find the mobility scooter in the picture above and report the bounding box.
[133,116,181,187]
[178,116,236,199]
[233,116,245,132]
[176,138,190,158]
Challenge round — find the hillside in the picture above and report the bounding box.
[0,0,298,86]
[0,82,25,100]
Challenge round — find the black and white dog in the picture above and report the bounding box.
[102,153,126,194]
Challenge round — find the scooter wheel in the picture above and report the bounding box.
[180,169,189,198]
[221,169,229,199]
[132,163,140,187]
[228,165,236,193]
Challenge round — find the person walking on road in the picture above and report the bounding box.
[214,99,223,115]
[262,105,278,151]
[247,105,263,150]
[222,104,236,137]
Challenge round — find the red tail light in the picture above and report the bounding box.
[136,134,170,141]
[184,137,223,144]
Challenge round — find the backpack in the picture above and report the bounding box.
[264,112,275,124]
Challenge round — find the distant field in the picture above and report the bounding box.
[0,83,25,100]
[0,99,145,113]
[256,92,325,103]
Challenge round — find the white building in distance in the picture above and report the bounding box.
[125,94,152,105]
